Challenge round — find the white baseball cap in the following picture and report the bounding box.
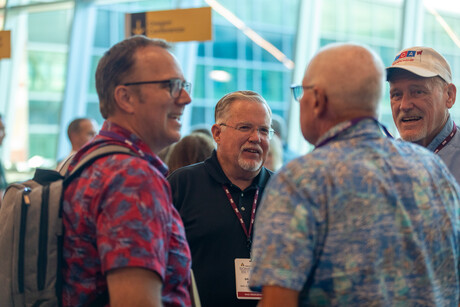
[386,46,452,83]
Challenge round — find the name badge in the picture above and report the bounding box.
[234,258,262,300]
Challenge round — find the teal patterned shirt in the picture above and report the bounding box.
[249,118,460,306]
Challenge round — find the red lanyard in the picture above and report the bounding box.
[434,122,457,154]
[222,185,259,247]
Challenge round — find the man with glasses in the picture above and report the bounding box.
[387,46,459,183]
[62,36,192,306]
[249,43,460,306]
[168,90,273,306]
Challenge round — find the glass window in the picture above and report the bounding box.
[194,64,205,99]
[349,0,373,38]
[190,106,207,126]
[213,66,237,99]
[93,10,111,48]
[88,55,101,95]
[28,10,72,44]
[244,37,254,61]
[86,101,104,126]
[257,0,282,26]
[246,68,254,89]
[281,0,299,28]
[29,100,60,125]
[197,43,205,57]
[374,4,401,38]
[259,31,284,63]
[29,132,58,159]
[213,25,237,59]
[321,0,338,34]
[261,70,284,102]
[422,2,460,121]
[28,51,67,93]
[379,45,399,67]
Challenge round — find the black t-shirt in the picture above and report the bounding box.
[168,150,272,307]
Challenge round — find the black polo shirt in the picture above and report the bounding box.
[168,150,272,307]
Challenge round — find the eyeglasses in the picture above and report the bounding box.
[219,123,274,139]
[290,84,314,101]
[124,78,192,99]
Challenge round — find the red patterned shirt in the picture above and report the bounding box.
[62,121,191,306]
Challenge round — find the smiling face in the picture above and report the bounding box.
[389,70,452,147]
[213,99,271,179]
[125,46,192,152]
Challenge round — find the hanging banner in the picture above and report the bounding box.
[0,30,11,59]
[125,7,212,42]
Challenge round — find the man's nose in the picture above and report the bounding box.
[248,127,262,142]
[176,89,192,105]
[399,93,413,111]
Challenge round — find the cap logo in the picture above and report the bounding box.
[394,50,423,61]
[393,50,423,65]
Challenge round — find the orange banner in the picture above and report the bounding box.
[126,7,212,42]
[0,30,11,59]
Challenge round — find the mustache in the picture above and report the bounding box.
[240,145,262,154]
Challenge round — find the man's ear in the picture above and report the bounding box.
[313,87,328,118]
[114,85,135,114]
[211,124,222,144]
[446,83,457,109]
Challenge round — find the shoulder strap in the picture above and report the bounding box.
[64,144,136,183]
[190,269,201,307]
[57,154,75,176]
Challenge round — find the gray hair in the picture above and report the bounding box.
[214,90,272,123]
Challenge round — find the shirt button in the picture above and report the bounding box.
[241,193,244,197]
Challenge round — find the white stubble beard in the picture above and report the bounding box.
[238,155,263,172]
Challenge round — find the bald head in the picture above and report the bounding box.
[305,43,385,118]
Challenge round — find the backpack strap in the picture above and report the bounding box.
[64,144,136,182]
[190,269,201,307]
[57,154,75,176]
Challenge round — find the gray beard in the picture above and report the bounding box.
[238,157,262,172]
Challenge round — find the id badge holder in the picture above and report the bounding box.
[234,258,262,300]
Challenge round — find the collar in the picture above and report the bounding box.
[74,120,168,176]
[204,150,272,191]
[427,115,453,152]
[315,117,385,148]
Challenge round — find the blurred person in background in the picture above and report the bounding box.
[271,114,298,163]
[263,134,283,171]
[167,132,215,173]
[57,117,98,169]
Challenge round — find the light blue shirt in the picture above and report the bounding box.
[250,118,460,306]
[427,115,460,185]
